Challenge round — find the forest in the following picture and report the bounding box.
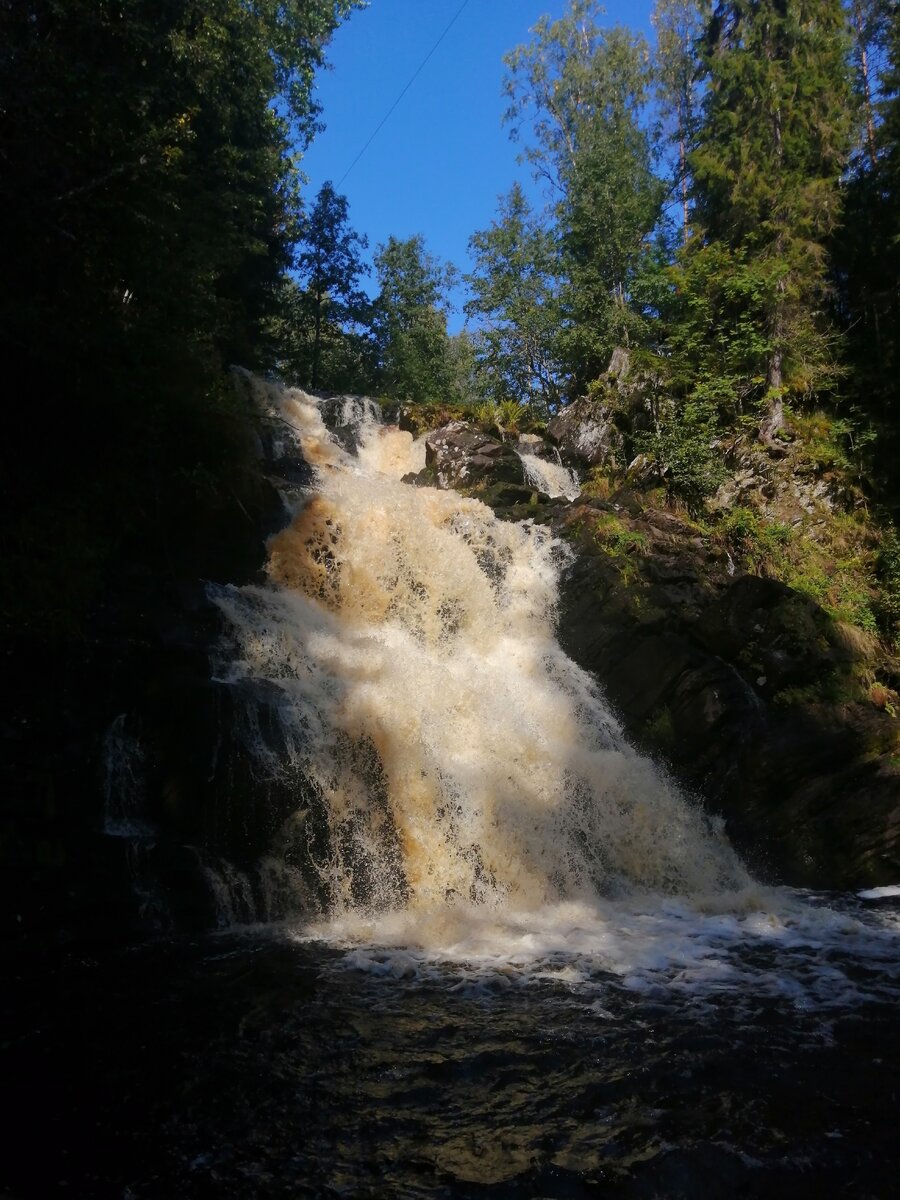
[1,0,898,643]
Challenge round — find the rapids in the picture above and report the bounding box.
[212,379,752,931]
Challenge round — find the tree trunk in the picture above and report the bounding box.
[853,1,878,172]
[311,291,322,391]
[760,276,786,447]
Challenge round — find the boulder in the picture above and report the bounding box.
[547,395,624,467]
[422,421,523,490]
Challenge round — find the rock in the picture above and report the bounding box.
[546,347,666,469]
[514,432,556,460]
[695,575,857,691]
[479,481,553,512]
[423,421,523,490]
[547,395,624,467]
[554,499,900,889]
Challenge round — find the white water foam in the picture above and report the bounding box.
[518,449,581,501]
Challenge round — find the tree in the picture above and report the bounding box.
[0,0,360,630]
[503,2,665,385]
[465,184,565,414]
[688,0,853,441]
[652,0,706,244]
[276,182,370,390]
[849,0,891,170]
[372,236,456,405]
[832,0,900,503]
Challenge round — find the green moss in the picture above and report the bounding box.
[710,501,885,637]
[644,705,675,748]
[592,514,649,557]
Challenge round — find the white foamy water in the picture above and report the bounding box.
[518,449,581,501]
[212,379,900,1005]
[295,891,900,1012]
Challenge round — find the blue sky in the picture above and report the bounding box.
[301,0,654,329]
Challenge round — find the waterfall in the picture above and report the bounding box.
[211,378,752,939]
[518,447,581,501]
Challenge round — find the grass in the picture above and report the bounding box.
[709,504,883,635]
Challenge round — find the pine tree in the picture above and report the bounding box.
[688,0,853,441]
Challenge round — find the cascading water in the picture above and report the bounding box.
[517,446,581,501]
[211,380,759,937]
[207,380,900,1012]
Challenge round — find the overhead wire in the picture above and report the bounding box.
[337,0,472,186]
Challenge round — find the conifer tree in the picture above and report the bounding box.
[687,0,853,441]
[834,0,900,501]
[287,182,370,390]
[372,236,456,405]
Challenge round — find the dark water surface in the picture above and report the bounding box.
[3,899,899,1199]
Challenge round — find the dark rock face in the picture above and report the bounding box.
[422,421,524,490]
[555,501,900,889]
[695,575,857,692]
[0,381,310,947]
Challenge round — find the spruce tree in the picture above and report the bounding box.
[687,0,853,441]
[372,236,456,406]
[288,182,370,391]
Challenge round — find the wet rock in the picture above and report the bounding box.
[480,481,553,514]
[514,432,556,460]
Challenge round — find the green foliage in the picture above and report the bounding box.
[372,236,457,406]
[0,0,358,633]
[687,0,854,429]
[717,507,792,568]
[652,0,705,244]
[502,3,665,387]
[636,397,726,513]
[832,0,900,510]
[665,245,779,420]
[593,515,649,557]
[644,705,676,749]
[465,184,565,414]
[270,182,371,391]
[713,502,885,634]
[876,526,900,648]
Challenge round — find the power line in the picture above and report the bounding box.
[337,0,472,187]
